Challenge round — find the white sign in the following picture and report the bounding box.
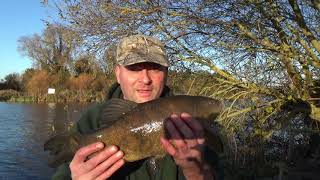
[48,88,55,94]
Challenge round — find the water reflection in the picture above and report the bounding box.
[0,102,93,180]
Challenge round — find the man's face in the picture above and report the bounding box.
[115,62,167,103]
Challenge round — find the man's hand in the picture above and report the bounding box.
[70,142,125,180]
[160,113,214,180]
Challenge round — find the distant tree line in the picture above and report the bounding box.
[0,73,21,91]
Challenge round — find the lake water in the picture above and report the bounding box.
[0,102,94,180]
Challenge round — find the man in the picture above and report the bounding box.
[52,35,222,180]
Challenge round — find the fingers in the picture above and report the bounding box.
[166,113,205,148]
[84,145,119,172]
[171,114,194,139]
[180,113,205,145]
[96,158,125,180]
[70,142,125,180]
[160,136,177,156]
[180,113,204,138]
[162,113,208,175]
[91,150,125,179]
[71,142,104,167]
[165,116,189,149]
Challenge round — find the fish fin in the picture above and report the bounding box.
[44,132,80,168]
[100,98,138,127]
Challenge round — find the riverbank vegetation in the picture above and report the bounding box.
[0,69,114,103]
[0,68,213,103]
[2,0,319,179]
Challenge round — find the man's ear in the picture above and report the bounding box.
[115,65,121,83]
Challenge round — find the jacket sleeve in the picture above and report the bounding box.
[76,103,105,134]
[51,163,71,180]
[204,147,224,180]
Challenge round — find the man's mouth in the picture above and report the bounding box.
[137,89,152,97]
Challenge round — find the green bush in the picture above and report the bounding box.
[0,89,20,101]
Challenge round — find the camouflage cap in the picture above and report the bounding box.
[116,35,169,67]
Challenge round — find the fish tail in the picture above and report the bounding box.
[44,132,80,168]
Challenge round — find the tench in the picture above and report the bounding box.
[44,95,223,168]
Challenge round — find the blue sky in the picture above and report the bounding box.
[0,1,56,80]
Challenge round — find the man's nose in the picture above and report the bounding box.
[140,69,152,84]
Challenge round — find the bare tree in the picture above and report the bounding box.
[49,0,319,122]
[18,24,82,73]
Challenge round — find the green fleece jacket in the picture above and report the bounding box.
[51,83,223,180]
